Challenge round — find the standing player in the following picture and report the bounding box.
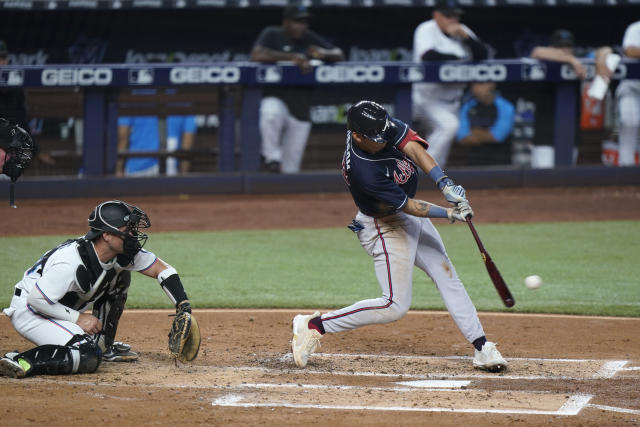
[291,101,507,372]
[616,21,640,166]
[0,200,195,378]
[412,0,489,166]
[250,1,345,173]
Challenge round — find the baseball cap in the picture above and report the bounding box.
[434,0,463,16]
[283,2,311,20]
[0,41,8,57]
[550,29,575,48]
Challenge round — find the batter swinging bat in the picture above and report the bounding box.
[466,218,515,308]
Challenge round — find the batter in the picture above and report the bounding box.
[291,100,507,372]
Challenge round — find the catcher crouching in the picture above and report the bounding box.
[0,200,201,378]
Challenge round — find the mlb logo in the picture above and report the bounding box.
[129,68,154,85]
[256,66,282,83]
[522,63,546,81]
[399,66,424,83]
[0,70,24,86]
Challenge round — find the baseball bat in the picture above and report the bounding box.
[466,218,515,307]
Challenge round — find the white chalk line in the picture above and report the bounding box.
[621,366,640,371]
[211,393,595,416]
[587,404,640,415]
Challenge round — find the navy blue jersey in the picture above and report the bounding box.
[341,117,429,217]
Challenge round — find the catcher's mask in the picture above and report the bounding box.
[85,200,151,257]
[0,118,36,181]
[347,100,393,145]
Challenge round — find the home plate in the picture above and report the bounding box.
[396,380,470,388]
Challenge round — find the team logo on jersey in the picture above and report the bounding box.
[393,159,414,184]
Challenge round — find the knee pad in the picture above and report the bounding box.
[16,335,101,376]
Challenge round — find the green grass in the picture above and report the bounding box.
[1,221,638,316]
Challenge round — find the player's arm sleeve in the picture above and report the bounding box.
[421,50,460,61]
[489,98,515,142]
[461,26,489,60]
[456,102,472,141]
[26,262,80,323]
[389,118,428,151]
[125,249,158,272]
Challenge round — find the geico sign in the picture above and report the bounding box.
[439,64,507,82]
[315,65,385,83]
[561,63,627,80]
[42,68,112,86]
[170,67,240,84]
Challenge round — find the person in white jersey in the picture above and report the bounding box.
[291,101,507,373]
[0,200,194,378]
[616,21,640,166]
[412,0,489,166]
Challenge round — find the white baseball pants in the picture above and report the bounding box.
[259,96,312,173]
[322,211,485,344]
[412,98,460,167]
[617,88,640,166]
[4,294,84,346]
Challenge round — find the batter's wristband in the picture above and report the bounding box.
[428,166,451,190]
[427,205,448,219]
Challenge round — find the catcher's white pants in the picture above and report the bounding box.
[322,211,485,344]
[259,96,312,173]
[412,97,460,167]
[617,85,640,166]
[4,293,84,346]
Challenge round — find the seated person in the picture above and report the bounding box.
[456,82,515,165]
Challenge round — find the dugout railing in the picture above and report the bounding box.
[1,59,639,199]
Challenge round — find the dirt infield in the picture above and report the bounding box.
[0,311,639,426]
[1,186,640,425]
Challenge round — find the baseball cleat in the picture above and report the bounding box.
[473,341,508,373]
[291,312,323,368]
[102,342,139,362]
[0,356,26,379]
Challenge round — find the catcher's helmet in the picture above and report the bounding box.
[347,100,391,144]
[85,200,150,253]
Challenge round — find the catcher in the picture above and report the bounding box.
[0,200,200,378]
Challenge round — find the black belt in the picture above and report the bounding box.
[14,288,21,297]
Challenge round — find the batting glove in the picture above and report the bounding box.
[441,181,467,205]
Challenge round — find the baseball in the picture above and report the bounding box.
[524,275,543,289]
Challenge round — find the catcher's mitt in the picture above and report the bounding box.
[168,301,201,362]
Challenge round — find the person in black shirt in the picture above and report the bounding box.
[250,2,344,173]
